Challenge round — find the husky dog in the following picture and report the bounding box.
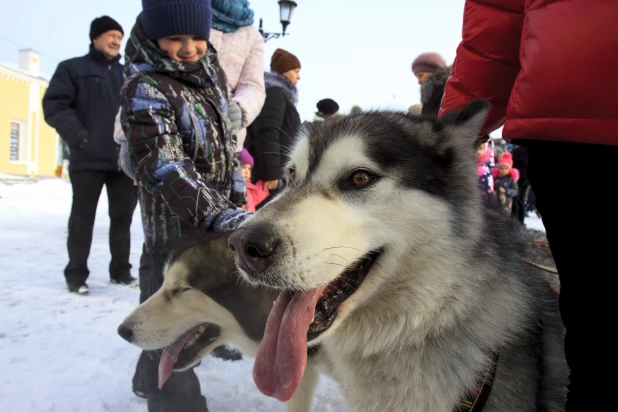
[228,101,568,412]
[116,232,318,412]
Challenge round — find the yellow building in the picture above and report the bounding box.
[0,49,61,177]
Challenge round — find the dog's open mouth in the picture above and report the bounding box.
[307,250,382,341]
[253,249,382,402]
[158,323,220,389]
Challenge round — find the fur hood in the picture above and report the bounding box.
[420,65,452,106]
[492,167,520,182]
[264,71,298,105]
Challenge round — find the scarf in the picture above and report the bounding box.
[211,0,255,33]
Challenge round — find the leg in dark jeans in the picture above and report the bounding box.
[64,171,106,286]
[512,180,529,224]
[526,140,616,411]
[106,171,135,280]
[133,245,208,412]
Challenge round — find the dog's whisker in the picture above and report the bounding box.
[325,262,346,268]
[329,254,351,264]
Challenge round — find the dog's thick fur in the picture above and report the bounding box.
[230,101,568,412]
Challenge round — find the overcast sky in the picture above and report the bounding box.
[2,0,477,124]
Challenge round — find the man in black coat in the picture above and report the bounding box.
[43,16,135,294]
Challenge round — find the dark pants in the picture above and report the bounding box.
[511,179,530,224]
[526,140,617,411]
[133,237,208,412]
[64,170,134,284]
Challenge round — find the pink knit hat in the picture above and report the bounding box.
[240,148,254,168]
[497,152,513,170]
[412,52,447,75]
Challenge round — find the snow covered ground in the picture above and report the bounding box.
[0,179,545,412]
[0,179,347,412]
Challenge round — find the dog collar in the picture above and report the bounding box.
[454,352,499,412]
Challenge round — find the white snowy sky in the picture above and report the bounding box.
[1,0,471,122]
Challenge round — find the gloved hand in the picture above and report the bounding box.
[228,101,242,136]
[54,165,63,178]
[212,208,252,232]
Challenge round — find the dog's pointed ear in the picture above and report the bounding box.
[439,100,490,146]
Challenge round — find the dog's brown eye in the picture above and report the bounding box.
[350,171,372,187]
[288,168,296,182]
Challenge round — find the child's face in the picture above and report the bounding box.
[242,164,252,181]
[476,143,487,160]
[156,35,207,63]
[499,165,510,176]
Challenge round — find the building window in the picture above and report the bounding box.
[10,120,28,163]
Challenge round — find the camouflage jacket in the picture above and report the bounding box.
[120,17,246,251]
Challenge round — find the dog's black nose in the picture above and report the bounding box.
[117,324,134,343]
[228,228,279,274]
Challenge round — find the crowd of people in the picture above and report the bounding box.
[39,0,616,411]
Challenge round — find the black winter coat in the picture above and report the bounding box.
[43,47,123,172]
[420,66,451,118]
[245,72,300,182]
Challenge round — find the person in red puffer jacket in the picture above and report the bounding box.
[439,1,618,411]
[240,149,269,212]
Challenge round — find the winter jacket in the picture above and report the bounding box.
[43,47,123,172]
[420,66,451,117]
[439,0,618,146]
[245,72,301,183]
[476,147,494,197]
[243,180,269,212]
[210,26,266,150]
[511,145,529,187]
[120,18,246,252]
[492,168,519,215]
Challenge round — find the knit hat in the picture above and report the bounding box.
[350,105,362,115]
[270,48,301,75]
[90,16,124,41]
[412,52,447,75]
[317,99,339,116]
[497,152,513,169]
[240,148,254,168]
[141,0,212,41]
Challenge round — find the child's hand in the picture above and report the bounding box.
[264,180,279,190]
[499,187,506,193]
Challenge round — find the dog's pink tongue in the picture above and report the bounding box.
[158,331,193,389]
[253,288,323,402]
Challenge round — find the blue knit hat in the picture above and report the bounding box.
[141,0,212,41]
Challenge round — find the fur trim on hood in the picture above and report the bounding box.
[492,167,520,182]
[264,71,298,105]
[420,65,451,106]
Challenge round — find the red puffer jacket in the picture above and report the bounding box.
[439,0,618,146]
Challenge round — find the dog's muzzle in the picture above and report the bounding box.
[228,225,280,279]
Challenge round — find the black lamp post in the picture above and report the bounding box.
[259,1,298,42]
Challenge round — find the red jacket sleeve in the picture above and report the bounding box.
[439,0,525,134]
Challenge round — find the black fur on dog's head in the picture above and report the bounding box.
[164,231,278,342]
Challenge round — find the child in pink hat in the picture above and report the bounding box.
[240,149,269,212]
[491,152,519,215]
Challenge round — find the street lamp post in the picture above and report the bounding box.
[259,1,298,42]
